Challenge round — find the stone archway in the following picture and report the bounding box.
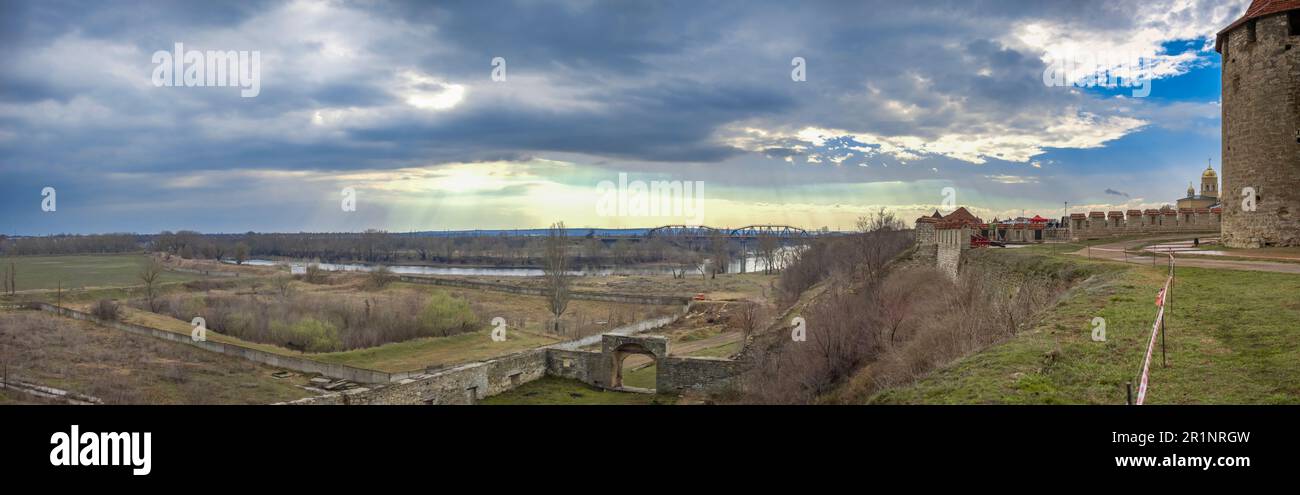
[601,335,668,391]
[612,343,657,390]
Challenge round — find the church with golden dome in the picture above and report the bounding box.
[1176,162,1220,210]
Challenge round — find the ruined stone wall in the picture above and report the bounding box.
[542,347,740,394]
[287,349,549,405]
[286,342,744,404]
[658,356,743,394]
[1220,12,1300,247]
[544,348,605,385]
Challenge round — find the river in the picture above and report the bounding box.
[230,249,796,277]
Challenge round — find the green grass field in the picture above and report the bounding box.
[0,254,200,291]
[872,251,1300,404]
[312,329,560,372]
[479,377,667,405]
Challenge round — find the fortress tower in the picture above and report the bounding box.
[1216,0,1300,247]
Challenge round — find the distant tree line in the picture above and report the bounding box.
[0,233,141,255]
[0,228,802,271]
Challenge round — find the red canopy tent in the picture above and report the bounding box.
[1029,215,1050,223]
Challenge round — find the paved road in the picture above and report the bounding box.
[1071,237,1300,275]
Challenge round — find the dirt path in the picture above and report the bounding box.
[622,331,742,369]
[1070,237,1300,274]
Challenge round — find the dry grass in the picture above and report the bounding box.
[0,311,311,404]
[393,282,677,340]
[132,287,481,352]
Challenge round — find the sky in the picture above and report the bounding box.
[0,0,1252,235]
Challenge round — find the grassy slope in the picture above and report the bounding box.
[0,311,309,404]
[872,252,1300,405]
[1,254,200,291]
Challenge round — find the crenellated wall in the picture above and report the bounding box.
[1067,209,1221,239]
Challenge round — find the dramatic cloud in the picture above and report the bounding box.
[0,0,1249,233]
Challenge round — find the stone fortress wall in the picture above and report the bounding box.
[283,306,742,405]
[1218,8,1300,247]
[1067,208,1221,239]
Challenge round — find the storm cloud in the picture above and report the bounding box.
[0,0,1247,233]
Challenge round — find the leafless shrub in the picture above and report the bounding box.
[777,230,912,306]
[741,277,887,404]
[133,289,480,352]
[731,302,767,343]
[744,262,1066,404]
[365,265,396,290]
[303,263,327,284]
[183,279,236,292]
[161,364,189,384]
[273,275,293,298]
[90,299,122,321]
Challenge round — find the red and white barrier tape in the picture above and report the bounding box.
[1135,274,1173,405]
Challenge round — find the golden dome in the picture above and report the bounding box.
[1187,183,1195,196]
[1203,164,1217,178]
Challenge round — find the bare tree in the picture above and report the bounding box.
[2,261,16,295]
[138,257,165,311]
[854,207,909,280]
[757,233,779,274]
[414,237,432,261]
[732,302,765,345]
[856,207,906,233]
[543,221,572,334]
[234,242,250,265]
[678,248,703,279]
[708,230,730,279]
